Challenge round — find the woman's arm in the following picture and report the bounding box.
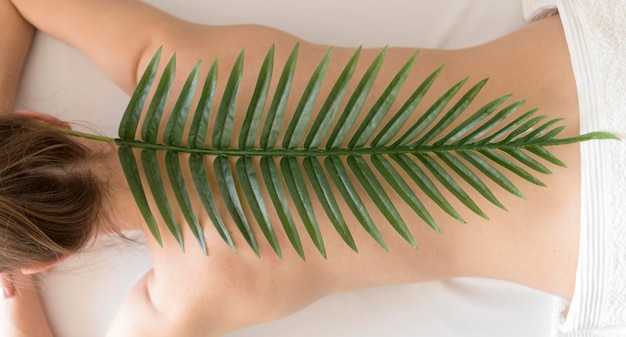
[0,3,56,336]
[0,0,33,112]
[8,0,312,95]
[9,0,178,94]
[0,273,55,337]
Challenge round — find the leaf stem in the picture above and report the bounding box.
[112,131,617,158]
[64,129,117,143]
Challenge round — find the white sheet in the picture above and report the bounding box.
[14,1,556,336]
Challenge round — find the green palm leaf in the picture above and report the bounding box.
[240,47,274,149]
[325,156,387,251]
[371,65,442,147]
[304,47,361,149]
[371,155,439,233]
[189,154,234,251]
[260,157,305,258]
[142,55,176,143]
[166,152,207,253]
[416,153,488,220]
[118,146,162,245]
[260,44,299,149]
[188,60,218,148]
[347,155,416,248]
[141,149,184,249]
[282,49,332,149]
[213,51,244,149]
[392,153,465,223]
[236,156,282,257]
[282,157,326,257]
[103,45,618,258]
[392,77,467,147]
[214,155,259,255]
[348,52,417,148]
[303,157,357,252]
[326,47,387,149]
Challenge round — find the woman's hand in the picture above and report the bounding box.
[0,272,55,337]
[0,271,16,299]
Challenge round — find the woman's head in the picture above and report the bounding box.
[0,113,104,273]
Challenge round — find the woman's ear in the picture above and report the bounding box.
[13,110,72,130]
[20,255,71,275]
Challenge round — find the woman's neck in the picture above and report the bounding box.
[80,137,146,233]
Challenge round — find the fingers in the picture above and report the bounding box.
[13,110,73,129]
[0,272,15,298]
[0,272,35,299]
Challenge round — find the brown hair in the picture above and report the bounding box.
[0,113,104,272]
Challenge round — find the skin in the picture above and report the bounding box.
[3,1,581,336]
[0,0,33,112]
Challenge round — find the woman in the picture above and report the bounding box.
[1,0,624,336]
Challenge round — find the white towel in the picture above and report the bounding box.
[523,0,626,336]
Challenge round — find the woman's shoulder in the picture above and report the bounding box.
[105,264,230,337]
[105,270,173,337]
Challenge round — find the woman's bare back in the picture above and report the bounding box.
[96,14,581,337]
